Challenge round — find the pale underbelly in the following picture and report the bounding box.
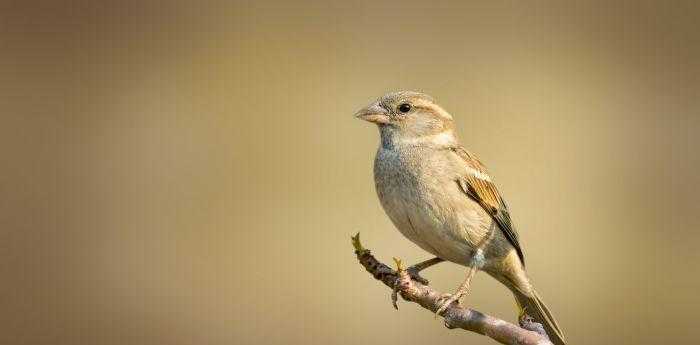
[382,193,491,266]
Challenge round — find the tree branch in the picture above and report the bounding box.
[352,233,552,345]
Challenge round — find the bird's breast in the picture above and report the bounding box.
[373,147,492,265]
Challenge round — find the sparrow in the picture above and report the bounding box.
[355,91,565,345]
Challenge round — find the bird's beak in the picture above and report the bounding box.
[355,102,390,124]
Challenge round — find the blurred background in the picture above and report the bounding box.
[1,1,698,344]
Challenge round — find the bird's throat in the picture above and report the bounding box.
[380,128,457,150]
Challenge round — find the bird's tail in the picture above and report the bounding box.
[513,289,566,345]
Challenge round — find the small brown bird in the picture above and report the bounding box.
[355,91,565,345]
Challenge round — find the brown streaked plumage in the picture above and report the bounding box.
[355,91,565,345]
[452,146,524,265]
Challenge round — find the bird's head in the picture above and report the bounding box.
[355,91,456,146]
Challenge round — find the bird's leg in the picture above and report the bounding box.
[434,228,494,317]
[435,266,477,317]
[405,257,444,285]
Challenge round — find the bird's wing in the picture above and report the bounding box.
[450,146,525,265]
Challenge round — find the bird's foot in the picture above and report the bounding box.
[435,291,467,317]
[435,267,476,318]
[406,266,430,285]
[369,258,430,285]
[404,257,444,285]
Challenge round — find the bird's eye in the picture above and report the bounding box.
[398,103,411,113]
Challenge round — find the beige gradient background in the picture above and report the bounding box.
[1,1,699,344]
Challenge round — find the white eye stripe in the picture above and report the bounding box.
[411,100,452,120]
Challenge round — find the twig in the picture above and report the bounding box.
[352,233,552,345]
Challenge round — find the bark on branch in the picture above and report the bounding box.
[352,233,552,345]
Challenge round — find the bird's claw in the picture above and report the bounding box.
[406,267,430,285]
[435,292,464,318]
